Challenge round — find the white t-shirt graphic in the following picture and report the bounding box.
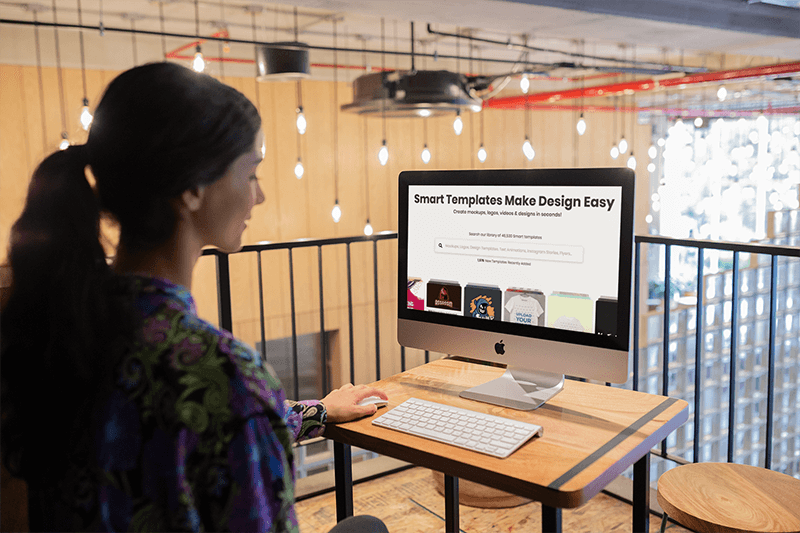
[504,294,544,325]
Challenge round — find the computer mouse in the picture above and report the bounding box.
[358,396,388,408]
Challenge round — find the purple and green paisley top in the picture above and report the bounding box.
[40,276,326,531]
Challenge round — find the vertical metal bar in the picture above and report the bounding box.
[633,240,641,391]
[727,251,739,463]
[288,248,299,400]
[728,252,739,463]
[633,453,651,533]
[693,247,705,463]
[256,251,267,363]
[333,441,353,521]
[318,246,329,393]
[444,475,459,533]
[373,240,381,381]
[662,245,671,455]
[400,345,406,372]
[424,350,430,364]
[215,252,233,332]
[346,243,355,384]
[542,505,562,533]
[765,255,778,468]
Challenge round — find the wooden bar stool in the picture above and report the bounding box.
[657,462,800,533]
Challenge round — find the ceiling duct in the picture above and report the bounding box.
[256,42,310,81]
[341,70,483,117]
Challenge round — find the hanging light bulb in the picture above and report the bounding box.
[59,131,70,151]
[296,106,306,135]
[627,152,637,170]
[294,158,304,179]
[618,137,628,154]
[421,144,431,164]
[717,86,727,102]
[576,113,586,135]
[331,201,342,223]
[522,136,535,161]
[610,144,619,159]
[378,139,389,166]
[80,97,92,131]
[364,219,373,236]
[477,143,487,163]
[453,111,463,136]
[520,74,529,94]
[192,44,205,72]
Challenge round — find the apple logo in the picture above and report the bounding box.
[494,340,505,355]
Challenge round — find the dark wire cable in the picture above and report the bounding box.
[77,0,87,99]
[158,1,166,58]
[33,11,47,153]
[332,18,340,202]
[51,0,67,135]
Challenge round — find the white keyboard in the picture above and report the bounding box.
[372,397,543,458]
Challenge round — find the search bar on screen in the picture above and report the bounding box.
[434,238,584,263]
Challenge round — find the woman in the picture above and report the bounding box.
[1,62,388,532]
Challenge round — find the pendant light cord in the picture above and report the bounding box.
[294,6,302,155]
[77,0,87,100]
[362,37,370,219]
[333,18,339,201]
[33,11,47,153]
[250,12,261,109]
[51,0,67,135]
[131,19,138,65]
[158,1,166,58]
[380,18,386,142]
[218,0,225,80]
[194,0,199,39]
[479,47,484,147]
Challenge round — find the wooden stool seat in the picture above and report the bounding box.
[657,462,800,533]
[431,470,531,508]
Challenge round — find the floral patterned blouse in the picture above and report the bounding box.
[35,276,326,532]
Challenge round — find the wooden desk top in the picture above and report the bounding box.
[325,358,688,508]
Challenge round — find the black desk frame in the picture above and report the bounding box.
[332,442,653,533]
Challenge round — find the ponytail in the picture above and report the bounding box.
[1,144,134,480]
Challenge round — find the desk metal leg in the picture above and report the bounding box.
[333,441,353,522]
[541,505,562,533]
[444,475,459,533]
[633,452,651,533]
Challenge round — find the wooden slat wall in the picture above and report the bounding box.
[0,63,652,388]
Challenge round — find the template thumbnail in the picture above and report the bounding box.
[503,288,546,326]
[426,280,462,314]
[464,284,501,320]
[595,297,618,337]
[407,277,425,309]
[548,292,593,332]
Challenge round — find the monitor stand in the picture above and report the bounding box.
[459,367,564,411]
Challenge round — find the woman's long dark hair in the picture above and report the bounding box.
[1,62,261,482]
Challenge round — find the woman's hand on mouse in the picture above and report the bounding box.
[321,383,388,423]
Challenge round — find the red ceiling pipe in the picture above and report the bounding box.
[485,61,800,109]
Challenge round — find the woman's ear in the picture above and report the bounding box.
[180,185,206,212]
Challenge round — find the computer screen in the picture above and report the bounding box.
[397,168,635,410]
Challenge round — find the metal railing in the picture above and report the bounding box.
[205,233,800,484]
[634,236,800,481]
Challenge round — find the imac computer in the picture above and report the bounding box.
[398,168,635,410]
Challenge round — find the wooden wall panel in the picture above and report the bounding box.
[1,63,654,393]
